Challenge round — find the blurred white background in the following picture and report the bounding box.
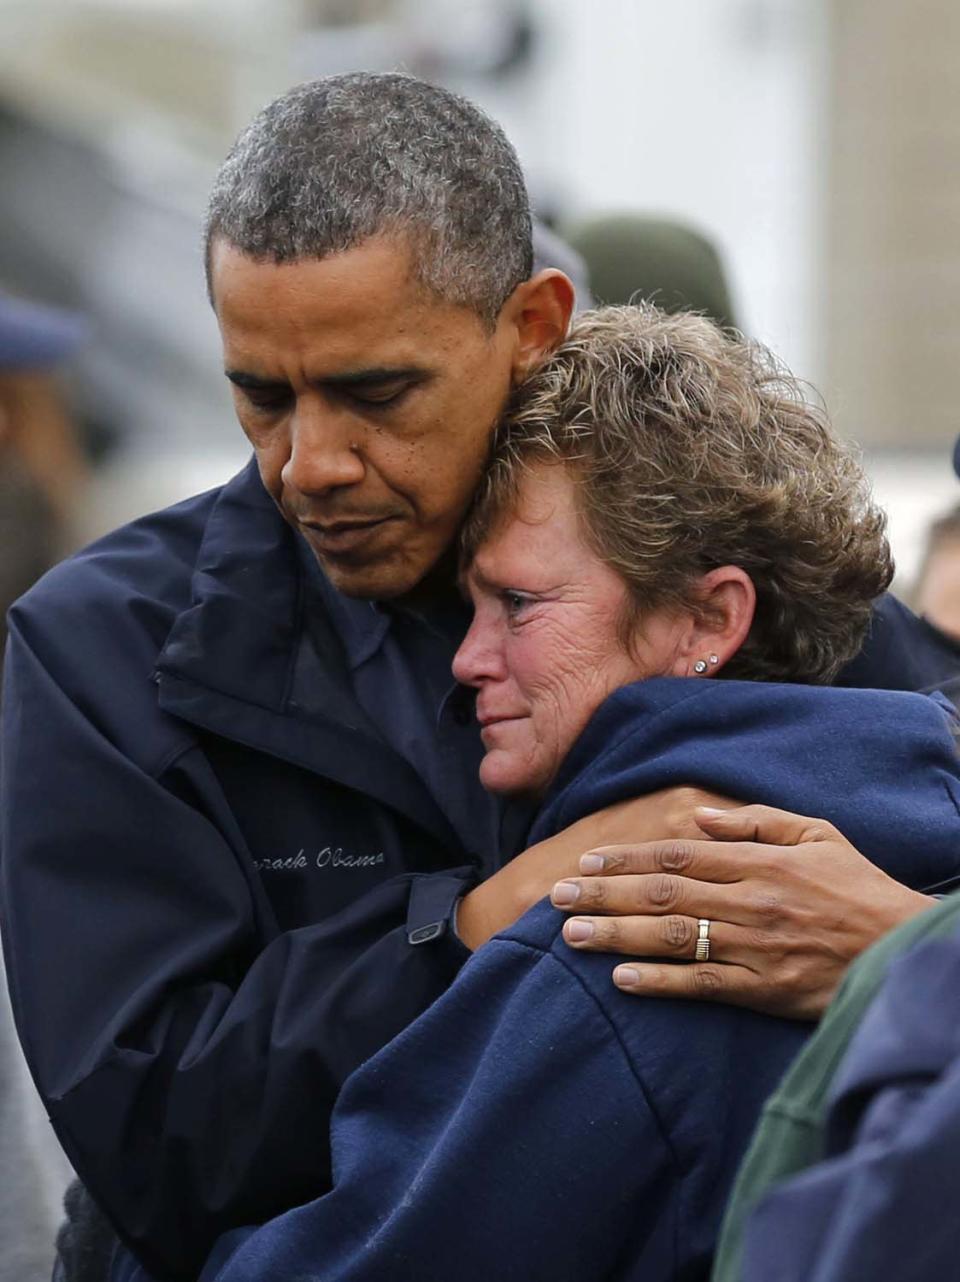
[0,0,956,585]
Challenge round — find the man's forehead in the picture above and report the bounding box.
[210,237,491,373]
[209,235,428,313]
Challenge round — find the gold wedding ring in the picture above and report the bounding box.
[695,918,711,962]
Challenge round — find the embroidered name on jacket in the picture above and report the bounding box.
[253,847,387,873]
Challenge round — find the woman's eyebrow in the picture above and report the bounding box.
[461,563,499,595]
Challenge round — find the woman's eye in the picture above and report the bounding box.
[503,591,533,616]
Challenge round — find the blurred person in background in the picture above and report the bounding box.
[0,294,89,654]
[913,502,960,652]
[0,293,86,1281]
[0,73,955,1282]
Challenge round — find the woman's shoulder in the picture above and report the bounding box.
[533,676,960,894]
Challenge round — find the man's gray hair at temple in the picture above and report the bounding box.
[204,72,534,328]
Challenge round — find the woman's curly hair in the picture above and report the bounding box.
[461,304,893,684]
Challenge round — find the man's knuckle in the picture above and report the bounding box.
[805,820,839,843]
[595,918,620,948]
[751,889,786,925]
[692,965,724,997]
[662,914,695,952]
[649,873,682,910]
[746,925,782,955]
[655,840,696,874]
[584,878,609,909]
[778,964,801,992]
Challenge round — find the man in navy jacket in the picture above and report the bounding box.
[1,73,955,1281]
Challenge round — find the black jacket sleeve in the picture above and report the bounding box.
[0,613,474,1280]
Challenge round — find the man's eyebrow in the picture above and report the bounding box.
[225,370,288,390]
[321,366,428,389]
[224,367,429,390]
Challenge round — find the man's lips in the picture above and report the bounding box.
[299,515,399,554]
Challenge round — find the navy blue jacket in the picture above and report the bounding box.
[1,457,953,1279]
[162,678,960,1282]
[0,461,491,1278]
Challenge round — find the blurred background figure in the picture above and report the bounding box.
[0,292,85,1282]
[565,214,737,328]
[0,293,89,654]
[914,504,960,648]
[0,0,954,585]
[894,437,960,704]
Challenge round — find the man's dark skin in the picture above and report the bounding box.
[553,803,934,1018]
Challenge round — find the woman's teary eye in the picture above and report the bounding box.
[502,590,534,616]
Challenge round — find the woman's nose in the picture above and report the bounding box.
[452,612,505,687]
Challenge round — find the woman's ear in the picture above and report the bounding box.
[502,270,575,382]
[670,567,756,677]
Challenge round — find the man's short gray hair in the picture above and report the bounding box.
[205,72,533,327]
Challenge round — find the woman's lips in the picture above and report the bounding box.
[478,713,527,742]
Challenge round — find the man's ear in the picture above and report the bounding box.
[502,270,575,382]
[669,567,756,676]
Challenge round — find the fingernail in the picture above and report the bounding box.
[695,807,727,817]
[613,965,640,988]
[565,918,594,944]
[551,881,580,907]
[579,853,606,873]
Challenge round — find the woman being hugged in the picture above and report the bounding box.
[163,307,960,1282]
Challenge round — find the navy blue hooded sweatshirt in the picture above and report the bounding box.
[2,459,957,1279]
[118,676,960,1282]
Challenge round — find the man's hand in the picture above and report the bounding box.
[456,787,728,952]
[549,804,936,1020]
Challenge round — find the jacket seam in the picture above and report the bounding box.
[149,736,201,781]
[939,774,960,824]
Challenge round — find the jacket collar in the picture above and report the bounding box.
[155,458,463,852]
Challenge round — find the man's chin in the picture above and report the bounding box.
[313,550,429,602]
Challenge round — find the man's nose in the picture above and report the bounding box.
[452,611,506,687]
[281,399,365,495]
